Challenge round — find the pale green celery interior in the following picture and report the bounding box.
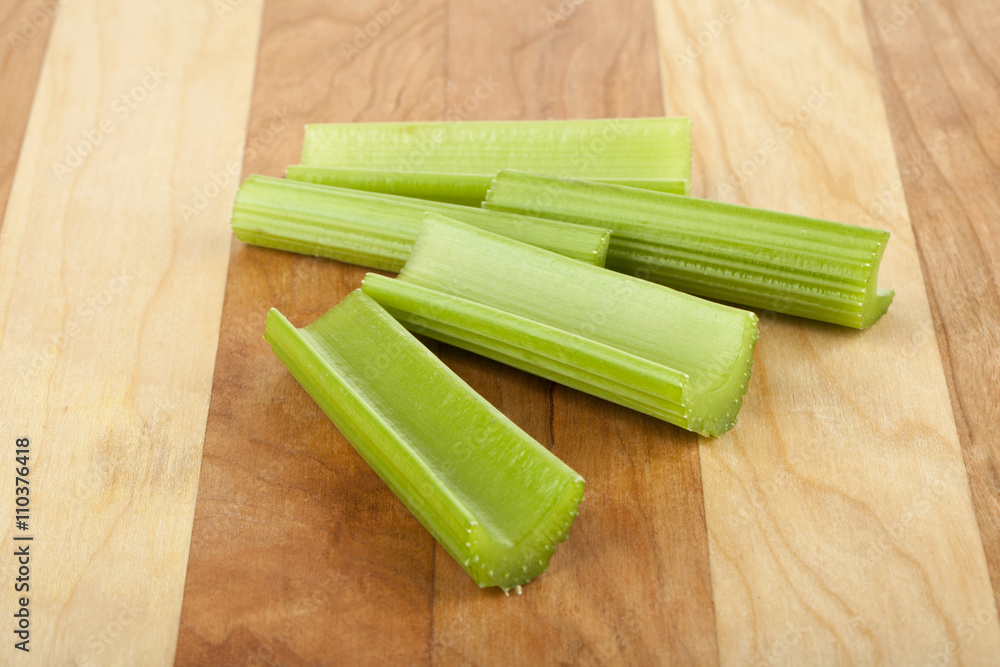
[609,177,690,196]
[867,289,895,327]
[397,215,757,434]
[286,166,489,206]
[286,165,689,201]
[483,170,893,328]
[691,313,759,435]
[265,291,583,589]
[232,174,609,267]
[854,231,894,328]
[301,117,691,182]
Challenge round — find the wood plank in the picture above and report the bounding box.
[432,2,719,665]
[179,1,719,664]
[861,0,1000,612]
[0,0,58,228]
[174,1,448,664]
[653,0,1000,663]
[0,0,263,664]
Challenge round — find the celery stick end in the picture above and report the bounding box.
[263,307,291,340]
[686,311,759,437]
[857,234,894,329]
[592,229,612,267]
[859,287,895,329]
[265,297,586,594]
[472,476,585,592]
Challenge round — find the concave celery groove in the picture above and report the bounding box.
[484,170,894,328]
[231,175,610,270]
[265,290,585,591]
[362,214,759,436]
[286,166,689,206]
[293,117,692,203]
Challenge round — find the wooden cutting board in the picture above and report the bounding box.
[1,0,998,664]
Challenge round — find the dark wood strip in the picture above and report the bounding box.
[177,0,719,664]
[174,1,447,664]
[431,1,719,665]
[0,0,58,228]
[861,0,1000,612]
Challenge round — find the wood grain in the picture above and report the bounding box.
[175,1,447,664]
[434,2,718,665]
[861,0,1000,613]
[178,0,718,665]
[653,0,1000,663]
[0,0,995,663]
[0,0,57,229]
[0,0,263,664]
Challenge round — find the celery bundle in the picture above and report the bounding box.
[232,175,610,270]
[244,112,899,594]
[484,170,894,328]
[291,118,691,204]
[265,291,585,591]
[363,215,759,436]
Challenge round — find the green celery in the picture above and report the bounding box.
[265,291,585,591]
[286,167,492,207]
[362,215,759,436]
[484,170,894,328]
[232,175,610,271]
[296,117,691,201]
[286,166,689,206]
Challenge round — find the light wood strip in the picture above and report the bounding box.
[653,0,1000,663]
[0,0,263,663]
[862,0,1000,612]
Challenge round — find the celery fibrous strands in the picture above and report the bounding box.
[484,170,894,328]
[265,291,585,591]
[295,117,691,202]
[231,175,611,271]
[362,215,758,436]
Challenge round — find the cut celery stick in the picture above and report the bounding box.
[362,214,759,436]
[286,167,489,207]
[265,291,585,591]
[286,165,689,206]
[298,117,692,195]
[232,175,610,271]
[484,170,894,329]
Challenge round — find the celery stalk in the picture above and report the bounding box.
[362,215,759,436]
[286,167,492,207]
[232,175,610,271]
[286,166,689,206]
[484,171,894,328]
[265,291,585,591]
[297,118,691,201]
